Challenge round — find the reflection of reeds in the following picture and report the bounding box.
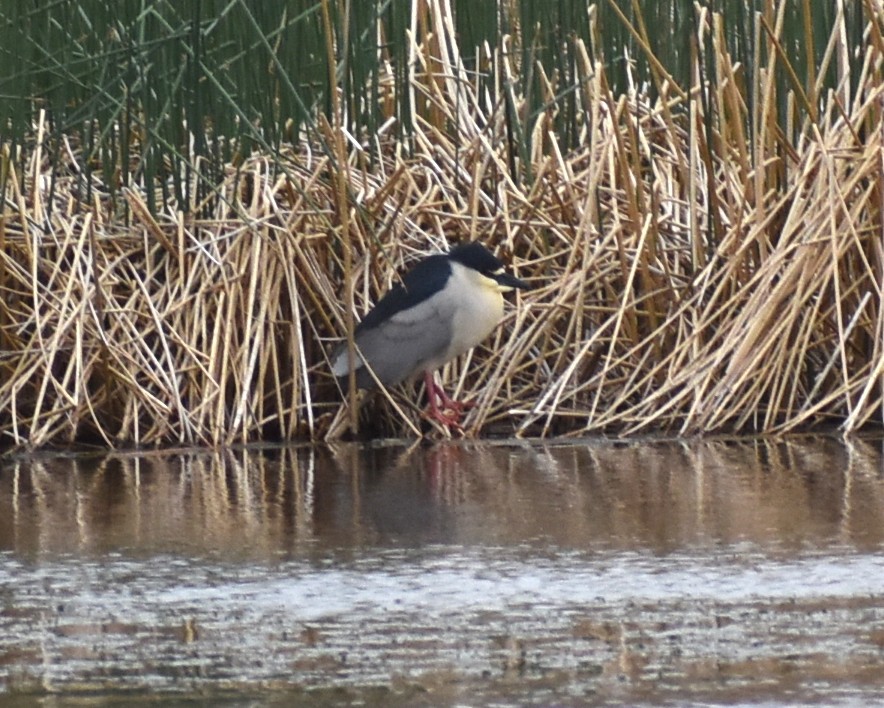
[1,4,883,444]
[2,438,883,555]
[0,447,321,556]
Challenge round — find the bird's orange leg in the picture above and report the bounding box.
[434,384,475,415]
[423,372,472,429]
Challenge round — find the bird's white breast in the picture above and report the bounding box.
[436,261,505,365]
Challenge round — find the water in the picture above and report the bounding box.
[1,436,883,705]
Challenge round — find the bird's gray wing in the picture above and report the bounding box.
[349,297,455,387]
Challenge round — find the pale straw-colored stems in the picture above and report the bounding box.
[4,1,884,443]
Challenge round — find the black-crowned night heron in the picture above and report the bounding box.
[331,242,529,428]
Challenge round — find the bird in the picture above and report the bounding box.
[331,242,529,429]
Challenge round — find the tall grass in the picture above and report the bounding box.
[1,0,883,446]
[0,2,866,206]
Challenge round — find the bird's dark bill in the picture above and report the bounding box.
[495,272,530,290]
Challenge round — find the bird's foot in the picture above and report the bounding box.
[423,405,465,431]
[437,393,475,416]
[423,373,474,431]
[427,379,474,415]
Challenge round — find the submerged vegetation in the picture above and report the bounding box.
[0,0,882,446]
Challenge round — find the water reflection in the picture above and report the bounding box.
[2,436,882,557]
[1,437,883,704]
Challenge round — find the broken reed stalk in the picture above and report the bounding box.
[1,2,883,447]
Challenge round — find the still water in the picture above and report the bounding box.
[1,437,883,705]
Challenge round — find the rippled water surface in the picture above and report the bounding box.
[1,436,884,705]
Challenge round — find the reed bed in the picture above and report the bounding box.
[1,2,883,446]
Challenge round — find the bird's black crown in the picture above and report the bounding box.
[447,242,504,276]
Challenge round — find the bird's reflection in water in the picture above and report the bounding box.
[1,436,883,557]
[1,437,883,705]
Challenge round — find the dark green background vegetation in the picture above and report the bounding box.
[0,1,865,214]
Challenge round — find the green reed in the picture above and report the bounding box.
[0,0,870,215]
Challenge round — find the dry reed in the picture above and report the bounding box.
[1,2,883,447]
